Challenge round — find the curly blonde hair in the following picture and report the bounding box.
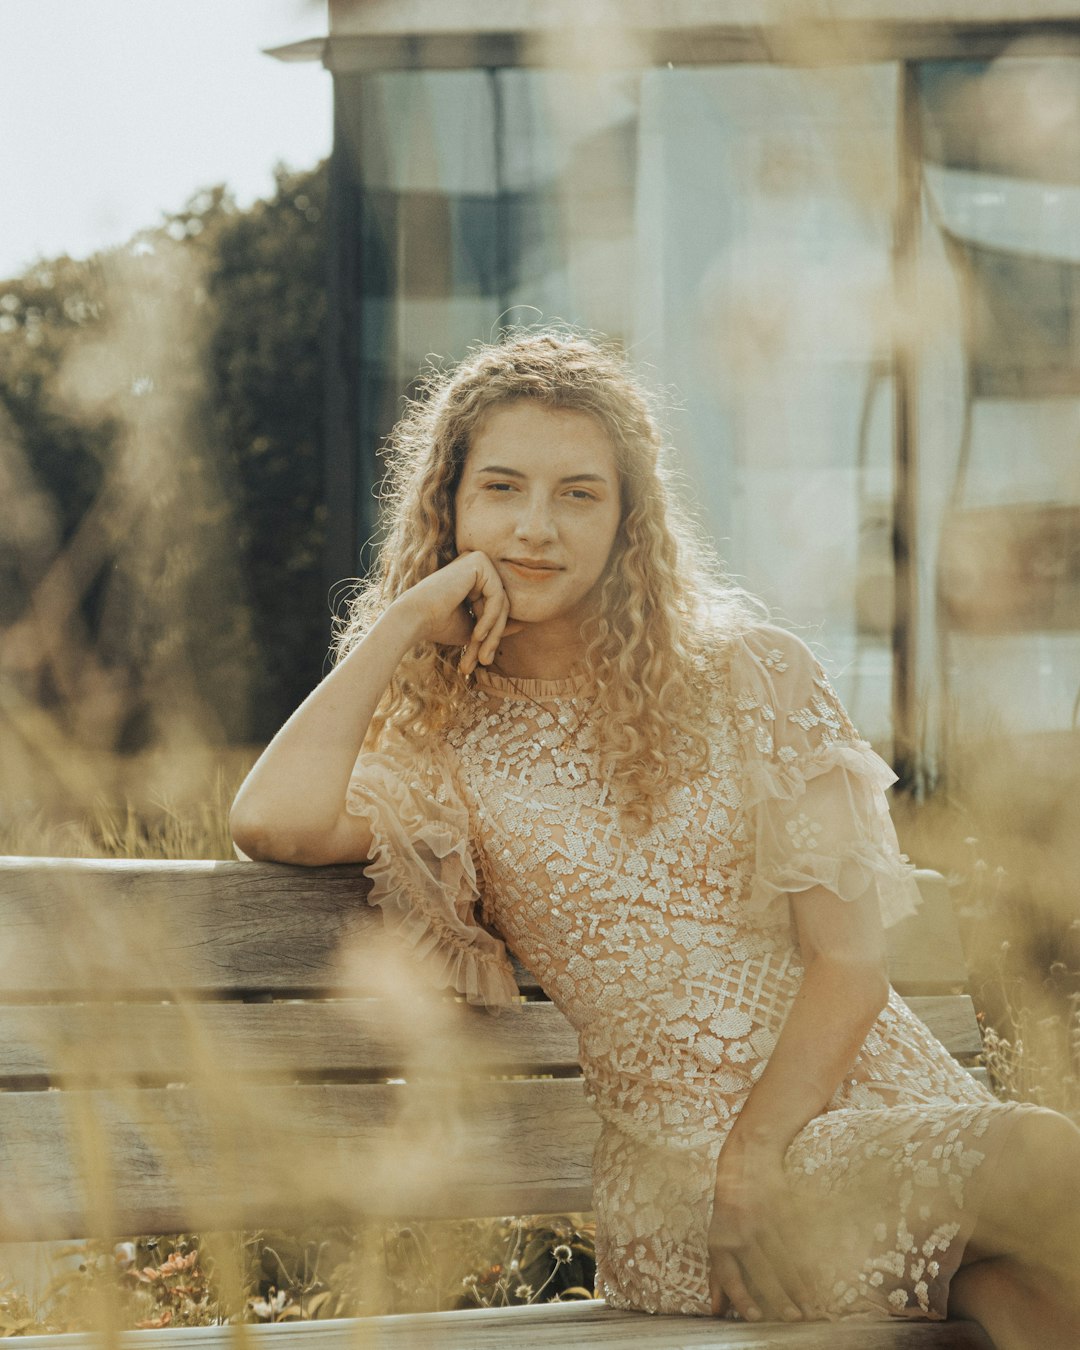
[333,330,762,817]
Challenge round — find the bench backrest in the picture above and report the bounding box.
[0,859,980,1242]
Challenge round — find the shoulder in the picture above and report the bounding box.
[692,620,821,699]
[718,621,824,684]
[718,621,859,747]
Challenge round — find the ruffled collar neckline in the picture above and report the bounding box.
[473,666,592,700]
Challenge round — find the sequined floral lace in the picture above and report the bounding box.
[346,623,1027,1321]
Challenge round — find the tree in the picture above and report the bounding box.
[201,163,330,740]
[0,161,329,759]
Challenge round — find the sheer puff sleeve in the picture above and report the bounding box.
[730,624,920,931]
[346,736,519,1010]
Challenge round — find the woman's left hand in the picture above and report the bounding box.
[707,1140,814,1322]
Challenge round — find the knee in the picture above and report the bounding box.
[1005,1107,1080,1196]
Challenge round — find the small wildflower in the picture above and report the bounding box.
[248,1289,288,1321]
[515,1284,533,1300]
[135,1312,173,1330]
[461,1274,478,1290]
[553,1244,572,1263]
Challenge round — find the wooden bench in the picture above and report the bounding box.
[0,857,993,1348]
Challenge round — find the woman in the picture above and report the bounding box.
[231,331,1079,1346]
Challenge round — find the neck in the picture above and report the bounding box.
[490,623,586,680]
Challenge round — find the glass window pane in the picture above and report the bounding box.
[343,62,900,743]
[917,58,1080,746]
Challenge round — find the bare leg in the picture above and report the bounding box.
[951,1258,1078,1350]
[950,1108,1080,1347]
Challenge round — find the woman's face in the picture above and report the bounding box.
[453,400,622,630]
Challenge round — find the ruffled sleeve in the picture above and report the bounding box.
[730,624,920,931]
[345,736,519,1010]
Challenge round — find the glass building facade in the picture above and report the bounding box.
[313,16,1080,785]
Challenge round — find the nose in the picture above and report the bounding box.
[514,492,556,544]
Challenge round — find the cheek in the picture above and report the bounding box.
[594,515,622,573]
[452,493,473,551]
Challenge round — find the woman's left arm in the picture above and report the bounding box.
[707,882,889,1321]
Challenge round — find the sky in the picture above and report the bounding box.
[0,0,332,280]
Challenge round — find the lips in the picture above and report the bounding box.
[503,559,563,581]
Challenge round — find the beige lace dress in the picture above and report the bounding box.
[346,622,1029,1321]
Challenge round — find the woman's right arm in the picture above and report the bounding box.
[229,553,514,866]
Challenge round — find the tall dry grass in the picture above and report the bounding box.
[893,732,1080,1121]
[0,745,253,862]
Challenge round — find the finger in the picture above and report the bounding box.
[459,575,499,653]
[459,587,495,675]
[761,1218,815,1318]
[741,1240,802,1323]
[474,589,506,652]
[469,565,514,665]
[707,1260,730,1319]
[478,597,512,665]
[458,602,497,675]
[459,630,482,676]
[458,629,479,675]
[464,574,502,648]
[708,1248,761,1323]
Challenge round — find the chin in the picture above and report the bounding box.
[508,604,589,630]
[504,607,555,629]
[504,586,597,628]
[505,606,545,625]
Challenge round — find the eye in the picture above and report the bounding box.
[566,488,597,501]
[484,481,516,493]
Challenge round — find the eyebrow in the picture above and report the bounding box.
[474,465,610,485]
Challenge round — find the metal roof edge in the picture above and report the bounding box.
[263,37,329,64]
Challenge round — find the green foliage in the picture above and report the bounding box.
[199,167,330,739]
[0,163,329,756]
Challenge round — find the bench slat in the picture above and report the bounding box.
[0,858,372,998]
[880,871,970,994]
[902,995,982,1057]
[0,1078,598,1241]
[0,1001,580,1082]
[0,996,982,1084]
[7,1302,994,1349]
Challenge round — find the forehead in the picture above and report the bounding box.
[464,400,616,474]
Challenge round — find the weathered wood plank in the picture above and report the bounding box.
[0,995,981,1083]
[0,1079,599,1240]
[902,996,982,1056]
[0,1038,996,1241]
[9,1300,995,1350]
[884,872,970,995]
[0,1000,580,1082]
[0,858,373,997]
